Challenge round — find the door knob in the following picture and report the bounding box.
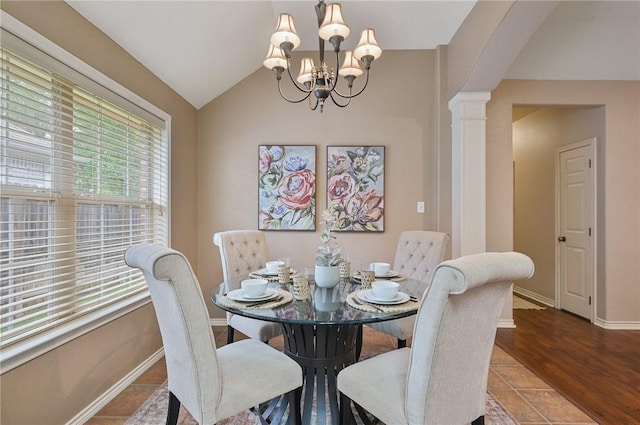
[558,236,566,242]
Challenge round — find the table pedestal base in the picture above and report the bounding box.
[278,322,361,425]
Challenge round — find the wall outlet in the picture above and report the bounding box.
[417,201,425,213]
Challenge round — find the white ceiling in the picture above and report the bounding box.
[66,1,639,109]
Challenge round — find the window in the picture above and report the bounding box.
[0,27,169,369]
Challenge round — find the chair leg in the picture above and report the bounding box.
[471,415,485,425]
[166,391,180,425]
[340,392,355,425]
[397,338,407,349]
[288,387,302,425]
[226,325,235,344]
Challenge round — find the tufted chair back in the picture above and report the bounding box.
[213,230,281,344]
[393,231,451,283]
[213,230,271,281]
[367,230,451,348]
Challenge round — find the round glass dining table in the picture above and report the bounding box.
[211,276,424,425]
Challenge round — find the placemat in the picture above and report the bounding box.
[220,288,293,310]
[346,291,419,313]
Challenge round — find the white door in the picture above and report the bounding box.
[556,139,595,320]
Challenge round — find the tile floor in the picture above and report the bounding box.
[86,327,597,425]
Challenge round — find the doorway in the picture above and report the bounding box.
[512,106,603,322]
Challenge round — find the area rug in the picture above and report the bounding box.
[126,381,517,425]
[513,294,546,310]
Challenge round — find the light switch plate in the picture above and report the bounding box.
[417,201,425,213]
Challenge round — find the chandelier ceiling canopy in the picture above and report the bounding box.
[263,0,382,112]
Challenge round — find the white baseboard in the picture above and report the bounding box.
[66,348,165,425]
[594,318,640,330]
[514,287,555,307]
[498,319,516,328]
[512,289,640,330]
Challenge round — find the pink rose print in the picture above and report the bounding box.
[277,169,316,210]
[327,173,356,203]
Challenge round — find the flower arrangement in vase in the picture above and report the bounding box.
[315,205,344,287]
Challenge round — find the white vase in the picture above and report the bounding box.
[314,264,341,288]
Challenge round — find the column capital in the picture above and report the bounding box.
[448,91,491,106]
[448,92,491,121]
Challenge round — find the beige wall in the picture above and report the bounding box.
[197,50,445,318]
[488,80,640,323]
[0,2,198,424]
[435,45,453,253]
[513,107,605,305]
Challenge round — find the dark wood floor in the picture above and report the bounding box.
[495,304,640,425]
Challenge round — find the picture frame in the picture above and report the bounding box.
[326,145,385,232]
[258,145,316,231]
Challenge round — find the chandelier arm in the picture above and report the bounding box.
[328,91,351,108]
[277,79,314,104]
[309,95,320,111]
[332,69,371,99]
[285,57,314,93]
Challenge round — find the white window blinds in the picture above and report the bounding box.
[0,38,169,351]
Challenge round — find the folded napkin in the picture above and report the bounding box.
[220,288,293,310]
[249,268,296,282]
[248,271,280,282]
[346,291,418,313]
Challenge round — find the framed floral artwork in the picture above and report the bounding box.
[259,145,316,230]
[326,146,385,232]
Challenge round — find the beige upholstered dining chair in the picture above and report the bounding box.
[213,230,282,344]
[338,251,535,425]
[124,244,302,425]
[367,230,450,348]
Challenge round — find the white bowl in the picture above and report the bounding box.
[266,260,284,273]
[241,279,268,297]
[371,280,399,300]
[370,262,391,276]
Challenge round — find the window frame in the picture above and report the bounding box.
[0,11,171,374]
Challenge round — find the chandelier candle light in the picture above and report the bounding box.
[263,0,382,112]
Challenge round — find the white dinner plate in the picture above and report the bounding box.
[227,288,278,302]
[357,290,410,305]
[375,270,400,278]
[253,268,278,277]
[253,268,294,277]
[353,270,400,279]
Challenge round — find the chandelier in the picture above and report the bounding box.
[263,0,382,112]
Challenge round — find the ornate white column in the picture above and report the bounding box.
[448,92,491,257]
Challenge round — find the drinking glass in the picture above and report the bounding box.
[359,263,375,289]
[278,257,291,284]
[292,268,310,300]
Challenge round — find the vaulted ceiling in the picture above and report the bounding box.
[66,1,639,109]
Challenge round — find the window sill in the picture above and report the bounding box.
[0,292,151,374]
